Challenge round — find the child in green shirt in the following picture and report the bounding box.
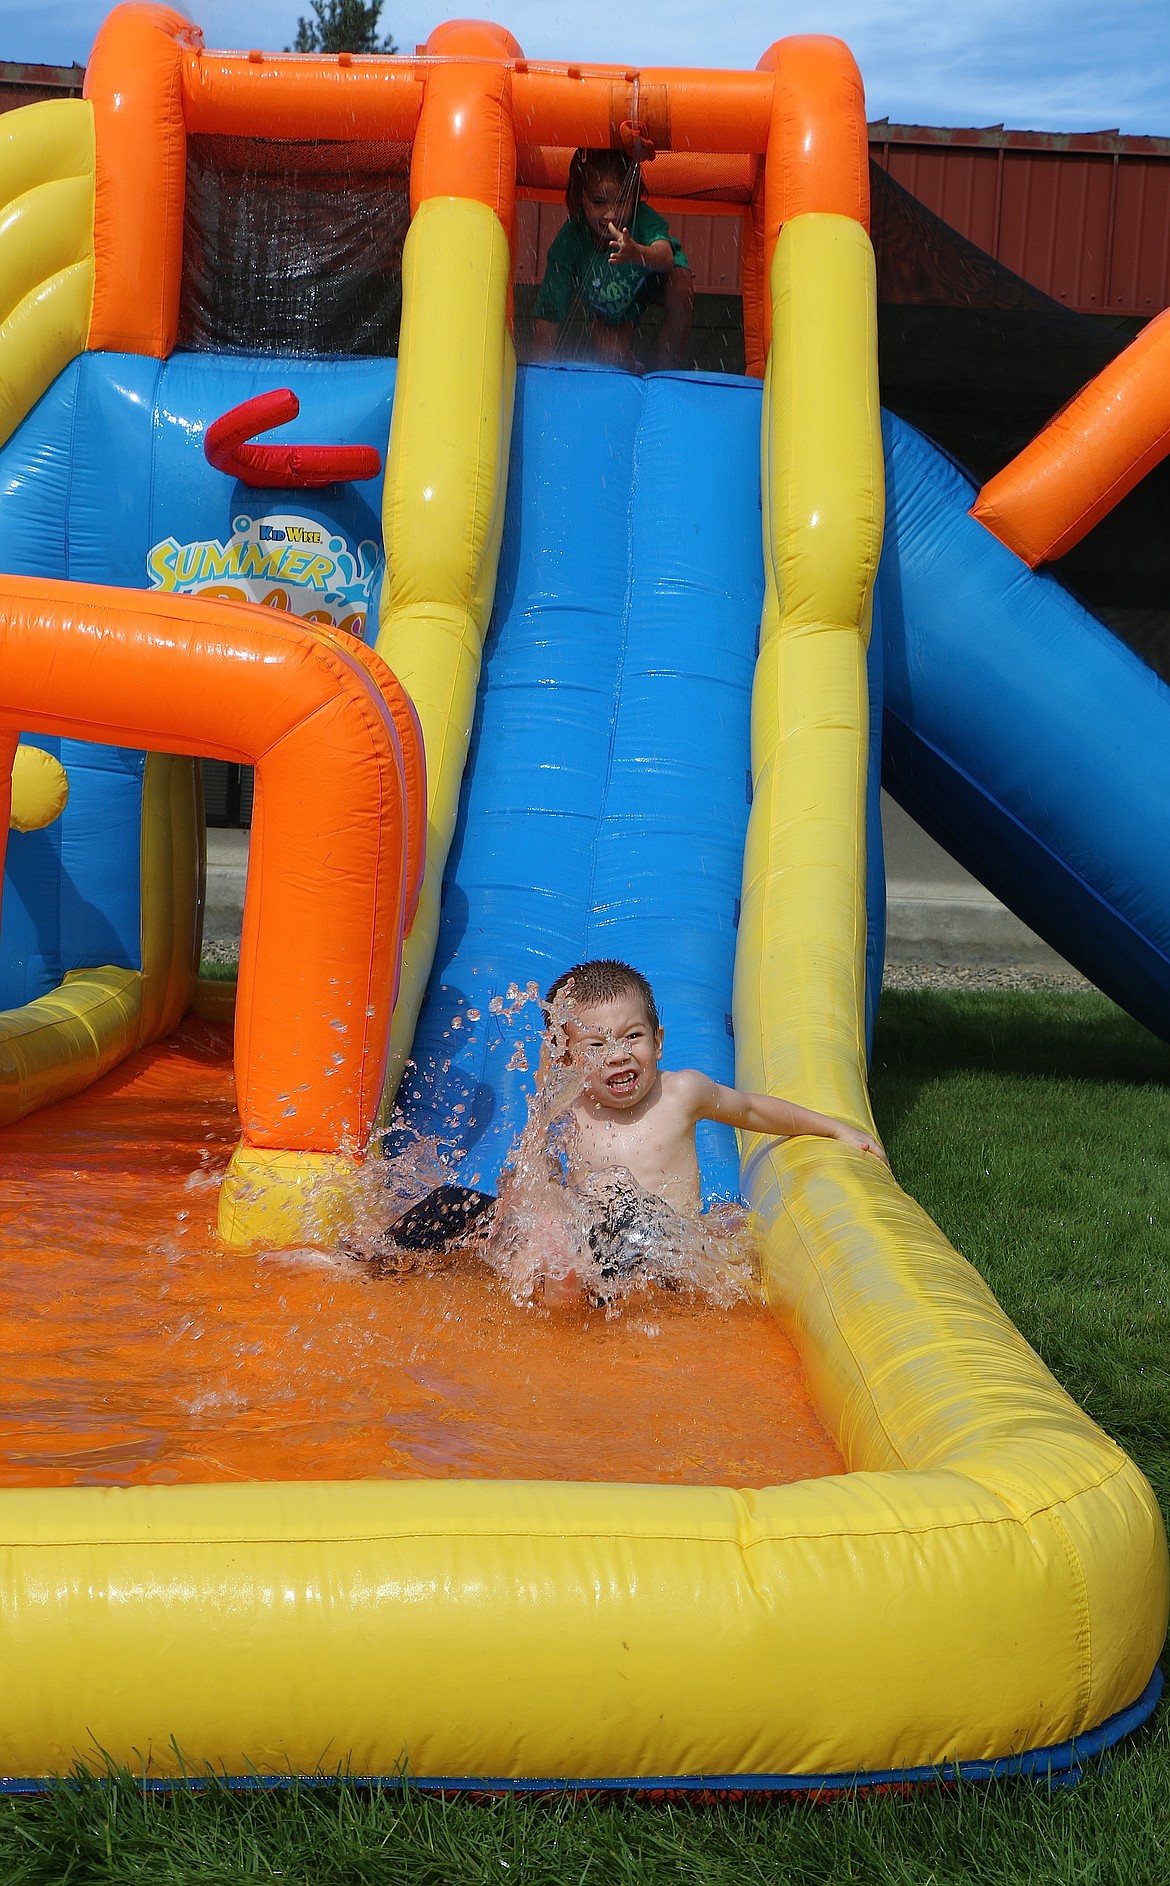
[532,148,694,372]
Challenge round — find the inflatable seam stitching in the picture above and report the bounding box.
[0,998,138,1050]
[157,53,185,353]
[974,1455,1135,1527]
[583,381,643,951]
[1047,1503,1095,1722]
[62,354,83,582]
[774,1157,910,1469]
[16,1481,1141,1549]
[144,353,166,552]
[1048,444,1170,543]
[256,671,396,1112]
[1,1510,1077,1551]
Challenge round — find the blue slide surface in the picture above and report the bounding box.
[398,364,885,1200]
[878,411,1170,1040]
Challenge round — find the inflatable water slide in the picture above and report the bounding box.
[0,3,1165,1790]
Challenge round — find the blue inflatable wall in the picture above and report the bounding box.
[879,411,1170,1038]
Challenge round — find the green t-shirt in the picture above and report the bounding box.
[534,204,689,328]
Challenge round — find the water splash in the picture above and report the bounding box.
[342,980,759,1313]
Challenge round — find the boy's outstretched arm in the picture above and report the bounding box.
[679,1071,888,1165]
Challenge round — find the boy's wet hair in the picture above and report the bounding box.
[545,959,660,1033]
[565,147,637,227]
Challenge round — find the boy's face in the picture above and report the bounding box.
[561,992,663,1111]
[582,174,628,243]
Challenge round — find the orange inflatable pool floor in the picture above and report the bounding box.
[0,1022,844,1490]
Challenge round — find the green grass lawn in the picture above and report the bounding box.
[196,956,239,982]
[2,988,1167,1885]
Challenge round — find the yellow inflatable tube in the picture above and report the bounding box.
[0,100,95,451]
[8,743,69,831]
[376,194,515,1106]
[0,99,200,1123]
[736,210,1166,1762]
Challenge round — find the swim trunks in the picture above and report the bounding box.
[585,1179,675,1280]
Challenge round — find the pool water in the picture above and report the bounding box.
[0,1022,844,1489]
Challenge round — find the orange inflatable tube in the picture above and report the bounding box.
[324,626,427,936]
[760,35,869,238]
[973,303,1170,566]
[84,2,191,358]
[410,22,519,226]
[745,36,870,368]
[509,69,773,156]
[82,6,869,382]
[0,579,411,1157]
[180,50,423,141]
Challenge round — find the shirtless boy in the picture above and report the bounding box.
[525,957,886,1298]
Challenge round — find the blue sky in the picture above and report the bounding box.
[4,0,1168,136]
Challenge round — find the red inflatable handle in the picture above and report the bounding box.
[203,389,382,489]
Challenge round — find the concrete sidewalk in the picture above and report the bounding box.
[879,796,1074,970]
[202,796,1076,973]
[203,829,249,954]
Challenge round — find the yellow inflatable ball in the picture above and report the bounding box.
[9,743,69,832]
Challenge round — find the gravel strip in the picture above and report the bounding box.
[881,961,1097,994]
[198,944,1097,997]
[199,941,240,969]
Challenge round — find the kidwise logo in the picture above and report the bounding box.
[147,513,383,635]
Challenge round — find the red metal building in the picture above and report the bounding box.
[0,60,84,113]
[870,123,1170,317]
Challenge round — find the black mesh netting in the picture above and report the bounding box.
[179,135,410,357]
[869,161,1170,679]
